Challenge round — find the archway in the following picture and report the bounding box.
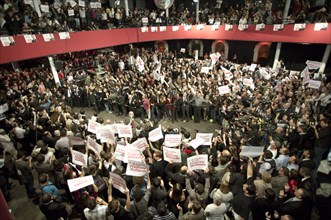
[253,42,271,66]
[154,40,169,52]
[188,40,204,57]
[211,40,229,60]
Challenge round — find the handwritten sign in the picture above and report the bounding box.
[196,133,213,145]
[109,173,127,193]
[163,147,181,163]
[88,120,101,134]
[67,175,94,192]
[187,155,208,171]
[188,138,205,149]
[117,124,133,138]
[72,150,87,167]
[126,160,149,177]
[164,134,182,147]
[131,138,148,152]
[149,126,163,142]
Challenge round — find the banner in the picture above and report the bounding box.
[196,24,204,30]
[59,32,70,40]
[78,0,85,7]
[188,138,205,149]
[117,124,133,138]
[151,26,158,32]
[241,146,264,158]
[301,67,310,84]
[195,133,213,145]
[306,60,322,70]
[218,85,230,95]
[23,34,37,43]
[124,145,144,163]
[225,24,233,31]
[136,55,145,72]
[67,175,94,192]
[184,25,192,31]
[87,136,103,154]
[164,134,182,147]
[148,126,163,142]
[131,137,148,152]
[307,80,321,89]
[221,66,233,79]
[114,144,126,161]
[126,160,149,176]
[72,150,87,167]
[187,155,208,171]
[163,147,181,163]
[109,173,127,193]
[87,119,101,134]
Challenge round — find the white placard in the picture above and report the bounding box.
[225,24,233,31]
[221,66,233,79]
[301,67,310,84]
[43,33,54,42]
[314,23,328,31]
[40,4,49,13]
[72,150,88,167]
[79,9,86,18]
[256,23,265,31]
[109,173,127,193]
[24,0,33,4]
[159,26,166,32]
[211,24,219,31]
[195,133,213,145]
[148,126,164,142]
[87,136,103,154]
[126,160,149,176]
[90,2,97,8]
[306,60,322,70]
[124,145,144,163]
[59,32,70,40]
[201,66,212,74]
[136,55,145,72]
[249,64,257,72]
[68,136,85,146]
[260,68,271,80]
[243,78,253,86]
[238,24,248,31]
[131,137,148,152]
[1,36,14,47]
[180,48,186,53]
[187,155,208,171]
[241,146,265,158]
[151,26,158,32]
[95,2,101,8]
[188,138,205,149]
[210,52,221,64]
[184,25,192,31]
[79,0,85,7]
[164,134,182,147]
[307,80,321,89]
[172,26,179,31]
[23,34,36,43]
[196,24,204,30]
[294,23,306,31]
[68,9,75,16]
[218,85,230,95]
[273,24,284,31]
[67,175,94,192]
[97,127,115,144]
[114,144,126,161]
[163,147,181,163]
[70,0,77,8]
[88,120,101,134]
[0,103,9,114]
[141,26,148,32]
[142,17,148,25]
[117,124,133,138]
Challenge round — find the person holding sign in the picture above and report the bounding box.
[185,168,210,208]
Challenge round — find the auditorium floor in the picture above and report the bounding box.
[7,107,220,220]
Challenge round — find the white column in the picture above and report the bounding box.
[33,0,42,18]
[166,8,169,18]
[196,0,199,23]
[124,0,129,17]
[273,0,291,70]
[319,44,331,74]
[48,56,61,86]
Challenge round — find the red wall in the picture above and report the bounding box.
[0,24,330,64]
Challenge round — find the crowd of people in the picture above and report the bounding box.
[0,45,331,220]
[0,0,330,35]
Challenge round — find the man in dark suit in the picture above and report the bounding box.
[39,193,69,220]
[299,149,316,171]
[277,188,310,220]
[298,167,316,200]
[148,150,168,181]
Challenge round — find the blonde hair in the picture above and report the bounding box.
[220,181,230,194]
